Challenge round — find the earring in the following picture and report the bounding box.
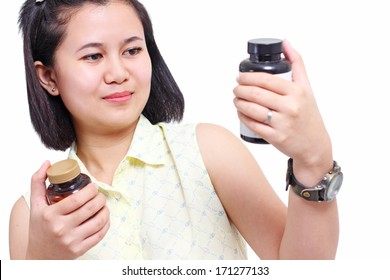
[51,87,56,93]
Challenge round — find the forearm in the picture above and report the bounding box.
[279,191,339,259]
[279,158,340,259]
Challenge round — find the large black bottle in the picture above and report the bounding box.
[239,38,292,144]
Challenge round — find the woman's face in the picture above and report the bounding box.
[49,1,152,134]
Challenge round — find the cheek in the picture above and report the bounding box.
[57,65,99,93]
[56,71,99,112]
[135,56,152,90]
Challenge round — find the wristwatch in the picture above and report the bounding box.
[286,158,343,202]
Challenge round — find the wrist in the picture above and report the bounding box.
[292,155,334,187]
[286,158,343,202]
[292,131,333,183]
[292,139,333,186]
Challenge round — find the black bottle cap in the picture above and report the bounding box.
[248,38,283,56]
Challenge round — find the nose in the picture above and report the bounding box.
[104,56,129,84]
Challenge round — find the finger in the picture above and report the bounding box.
[233,84,283,111]
[55,183,100,215]
[30,160,51,210]
[237,111,275,141]
[72,192,107,227]
[282,39,310,86]
[77,206,110,252]
[234,96,275,125]
[237,72,291,96]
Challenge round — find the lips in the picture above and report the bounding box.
[103,91,133,103]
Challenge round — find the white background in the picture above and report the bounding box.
[1,0,390,261]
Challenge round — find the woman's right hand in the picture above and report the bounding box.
[26,161,110,259]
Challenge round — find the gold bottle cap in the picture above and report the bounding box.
[47,159,81,184]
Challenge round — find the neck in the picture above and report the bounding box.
[75,122,138,185]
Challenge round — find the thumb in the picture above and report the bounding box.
[30,160,51,210]
[283,39,311,87]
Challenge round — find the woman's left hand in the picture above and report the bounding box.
[233,40,332,168]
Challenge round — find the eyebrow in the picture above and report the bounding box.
[76,36,144,52]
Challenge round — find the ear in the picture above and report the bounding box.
[34,61,59,96]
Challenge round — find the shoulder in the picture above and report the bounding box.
[162,122,250,163]
[160,121,257,174]
[10,196,29,221]
[195,123,259,184]
[196,123,242,146]
[158,121,198,150]
[196,123,253,163]
[158,120,196,135]
[9,196,30,259]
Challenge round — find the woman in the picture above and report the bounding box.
[9,0,340,260]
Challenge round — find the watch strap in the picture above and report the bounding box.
[286,158,335,202]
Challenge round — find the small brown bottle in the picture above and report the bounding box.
[46,159,91,204]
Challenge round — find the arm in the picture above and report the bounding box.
[9,197,30,259]
[9,161,110,259]
[197,124,338,260]
[197,124,286,259]
[197,40,339,259]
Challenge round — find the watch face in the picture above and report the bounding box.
[325,173,343,201]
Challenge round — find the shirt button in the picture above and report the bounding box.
[114,193,122,201]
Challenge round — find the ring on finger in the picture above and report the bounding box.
[263,109,273,125]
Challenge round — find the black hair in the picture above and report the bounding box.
[19,0,185,151]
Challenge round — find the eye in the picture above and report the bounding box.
[83,53,103,61]
[124,47,142,56]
